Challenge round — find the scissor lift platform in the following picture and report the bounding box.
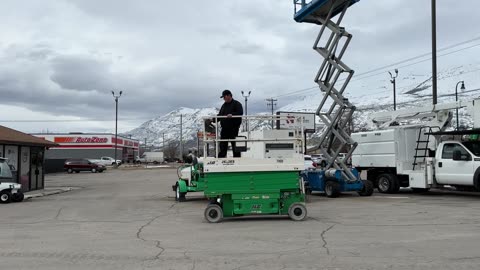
[294,0,359,24]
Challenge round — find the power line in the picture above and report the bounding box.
[250,35,480,103]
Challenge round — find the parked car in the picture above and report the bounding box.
[304,155,317,170]
[64,159,106,173]
[91,156,122,166]
[0,158,24,203]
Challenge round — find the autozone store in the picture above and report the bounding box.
[33,133,139,173]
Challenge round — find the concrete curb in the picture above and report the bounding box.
[25,187,75,199]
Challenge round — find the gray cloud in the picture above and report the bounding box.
[0,0,479,133]
[50,55,113,92]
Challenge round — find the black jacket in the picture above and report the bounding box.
[218,99,243,129]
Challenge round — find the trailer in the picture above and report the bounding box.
[352,98,480,193]
[302,169,373,197]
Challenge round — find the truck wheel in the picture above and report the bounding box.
[358,180,374,196]
[175,184,186,202]
[91,168,97,173]
[320,161,327,168]
[12,192,24,202]
[204,204,223,223]
[325,181,341,198]
[0,191,12,204]
[67,168,73,174]
[376,174,399,194]
[474,176,480,192]
[288,203,307,221]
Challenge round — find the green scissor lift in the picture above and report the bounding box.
[174,115,308,223]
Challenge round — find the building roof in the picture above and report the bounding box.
[0,125,58,147]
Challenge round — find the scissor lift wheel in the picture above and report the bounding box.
[204,204,223,223]
[288,203,308,221]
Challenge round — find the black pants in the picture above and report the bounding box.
[219,127,240,158]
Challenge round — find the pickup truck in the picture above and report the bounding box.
[90,156,122,166]
[352,127,480,193]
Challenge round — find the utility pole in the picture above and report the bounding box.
[455,81,466,130]
[162,133,165,151]
[197,129,200,156]
[389,69,399,111]
[241,90,252,131]
[266,98,277,129]
[179,114,183,161]
[431,0,438,105]
[111,90,123,167]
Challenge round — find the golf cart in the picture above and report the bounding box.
[0,158,24,203]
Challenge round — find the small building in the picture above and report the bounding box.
[32,133,139,173]
[0,125,57,192]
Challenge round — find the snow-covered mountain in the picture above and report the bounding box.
[127,107,218,148]
[280,62,480,131]
[127,62,480,148]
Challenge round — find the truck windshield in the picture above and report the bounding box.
[0,161,13,179]
[462,141,480,156]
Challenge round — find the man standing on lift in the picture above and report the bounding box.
[217,90,243,158]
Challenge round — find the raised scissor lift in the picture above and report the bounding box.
[294,0,359,182]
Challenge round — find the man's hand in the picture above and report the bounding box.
[227,114,232,118]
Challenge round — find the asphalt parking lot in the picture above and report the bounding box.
[2,168,480,270]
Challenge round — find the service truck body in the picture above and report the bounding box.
[353,125,480,192]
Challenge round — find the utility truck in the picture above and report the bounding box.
[352,98,480,193]
[139,152,164,164]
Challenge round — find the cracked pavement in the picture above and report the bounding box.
[1,168,480,269]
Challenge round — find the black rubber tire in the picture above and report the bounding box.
[320,160,327,168]
[0,191,12,204]
[12,192,24,202]
[204,204,223,223]
[99,170,104,173]
[288,203,308,221]
[67,168,73,174]
[325,181,341,198]
[75,171,80,173]
[376,174,399,194]
[358,180,374,196]
[411,188,430,193]
[175,184,186,202]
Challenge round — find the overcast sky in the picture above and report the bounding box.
[1,0,479,134]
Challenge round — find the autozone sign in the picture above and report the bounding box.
[54,136,109,144]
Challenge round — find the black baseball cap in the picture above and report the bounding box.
[220,89,232,98]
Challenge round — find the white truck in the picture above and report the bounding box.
[90,156,122,166]
[138,152,164,164]
[352,98,480,193]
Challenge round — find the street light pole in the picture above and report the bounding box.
[112,91,123,166]
[455,81,466,130]
[431,0,438,105]
[389,69,399,111]
[241,90,252,131]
